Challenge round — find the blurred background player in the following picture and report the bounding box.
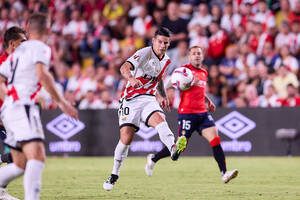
[145,46,238,184]
[0,13,78,200]
[0,26,27,166]
[103,27,187,191]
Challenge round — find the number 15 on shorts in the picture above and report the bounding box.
[180,120,191,130]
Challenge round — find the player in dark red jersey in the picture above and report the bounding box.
[145,46,238,184]
[0,26,27,165]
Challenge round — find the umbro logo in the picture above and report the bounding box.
[46,113,85,140]
[216,111,256,139]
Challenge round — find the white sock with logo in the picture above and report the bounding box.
[155,122,175,152]
[24,159,44,200]
[0,163,24,188]
[112,140,129,176]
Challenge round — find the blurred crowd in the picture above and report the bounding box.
[1,0,300,109]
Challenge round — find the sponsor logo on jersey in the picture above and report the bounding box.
[133,55,140,60]
[143,74,158,82]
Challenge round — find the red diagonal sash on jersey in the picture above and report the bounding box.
[30,82,42,100]
[125,59,171,99]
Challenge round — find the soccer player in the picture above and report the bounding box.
[0,26,27,166]
[145,46,238,184]
[0,13,78,200]
[103,27,187,191]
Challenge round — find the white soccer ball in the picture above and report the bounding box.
[171,67,194,91]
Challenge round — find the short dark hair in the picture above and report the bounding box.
[154,27,171,38]
[3,26,26,50]
[28,13,48,35]
[188,45,205,55]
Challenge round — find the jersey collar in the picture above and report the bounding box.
[151,46,165,61]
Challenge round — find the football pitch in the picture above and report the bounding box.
[5,156,300,200]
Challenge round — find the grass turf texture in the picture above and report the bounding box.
[4,157,300,200]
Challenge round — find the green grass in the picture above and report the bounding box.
[4,157,300,200]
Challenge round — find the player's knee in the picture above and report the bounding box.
[210,136,221,147]
[148,112,165,127]
[120,127,135,145]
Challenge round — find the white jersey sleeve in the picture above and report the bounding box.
[0,57,12,80]
[126,47,151,71]
[32,42,51,68]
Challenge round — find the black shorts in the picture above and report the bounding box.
[178,112,215,138]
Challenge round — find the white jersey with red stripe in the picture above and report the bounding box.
[0,40,51,106]
[121,46,171,101]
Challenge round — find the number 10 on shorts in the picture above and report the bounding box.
[119,104,130,116]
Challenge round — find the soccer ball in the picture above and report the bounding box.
[171,67,194,91]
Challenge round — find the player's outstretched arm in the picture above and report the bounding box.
[36,63,78,119]
[120,62,142,88]
[0,76,7,101]
[157,79,170,111]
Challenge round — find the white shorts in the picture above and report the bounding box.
[1,104,44,151]
[118,95,164,132]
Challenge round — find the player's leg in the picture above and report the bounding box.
[104,98,139,191]
[148,112,187,161]
[0,124,13,164]
[103,126,135,190]
[22,141,45,200]
[202,126,238,183]
[146,114,194,176]
[0,148,26,200]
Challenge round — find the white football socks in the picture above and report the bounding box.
[24,159,44,200]
[155,122,175,152]
[112,140,129,176]
[0,163,24,188]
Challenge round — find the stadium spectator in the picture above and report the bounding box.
[273,64,299,98]
[207,65,227,106]
[63,9,88,40]
[275,21,294,52]
[119,24,145,52]
[290,20,300,55]
[211,4,222,24]
[252,0,276,31]
[245,84,259,107]
[258,84,280,107]
[221,3,241,34]
[249,21,273,56]
[78,90,102,110]
[287,0,300,25]
[219,45,238,85]
[51,10,67,35]
[257,42,278,73]
[188,3,212,30]
[98,90,119,109]
[278,83,300,106]
[133,5,153,38]
[167,40,189,75]
[189,24,209,50]
[207,21,229,63]
[235,43,256,81]
[55,62,69,92]
[274,45,299,74]
[276,0,291,26]
[161,1,188,49]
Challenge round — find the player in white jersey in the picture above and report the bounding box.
[0,13,78,200]
[103,27,188,191]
